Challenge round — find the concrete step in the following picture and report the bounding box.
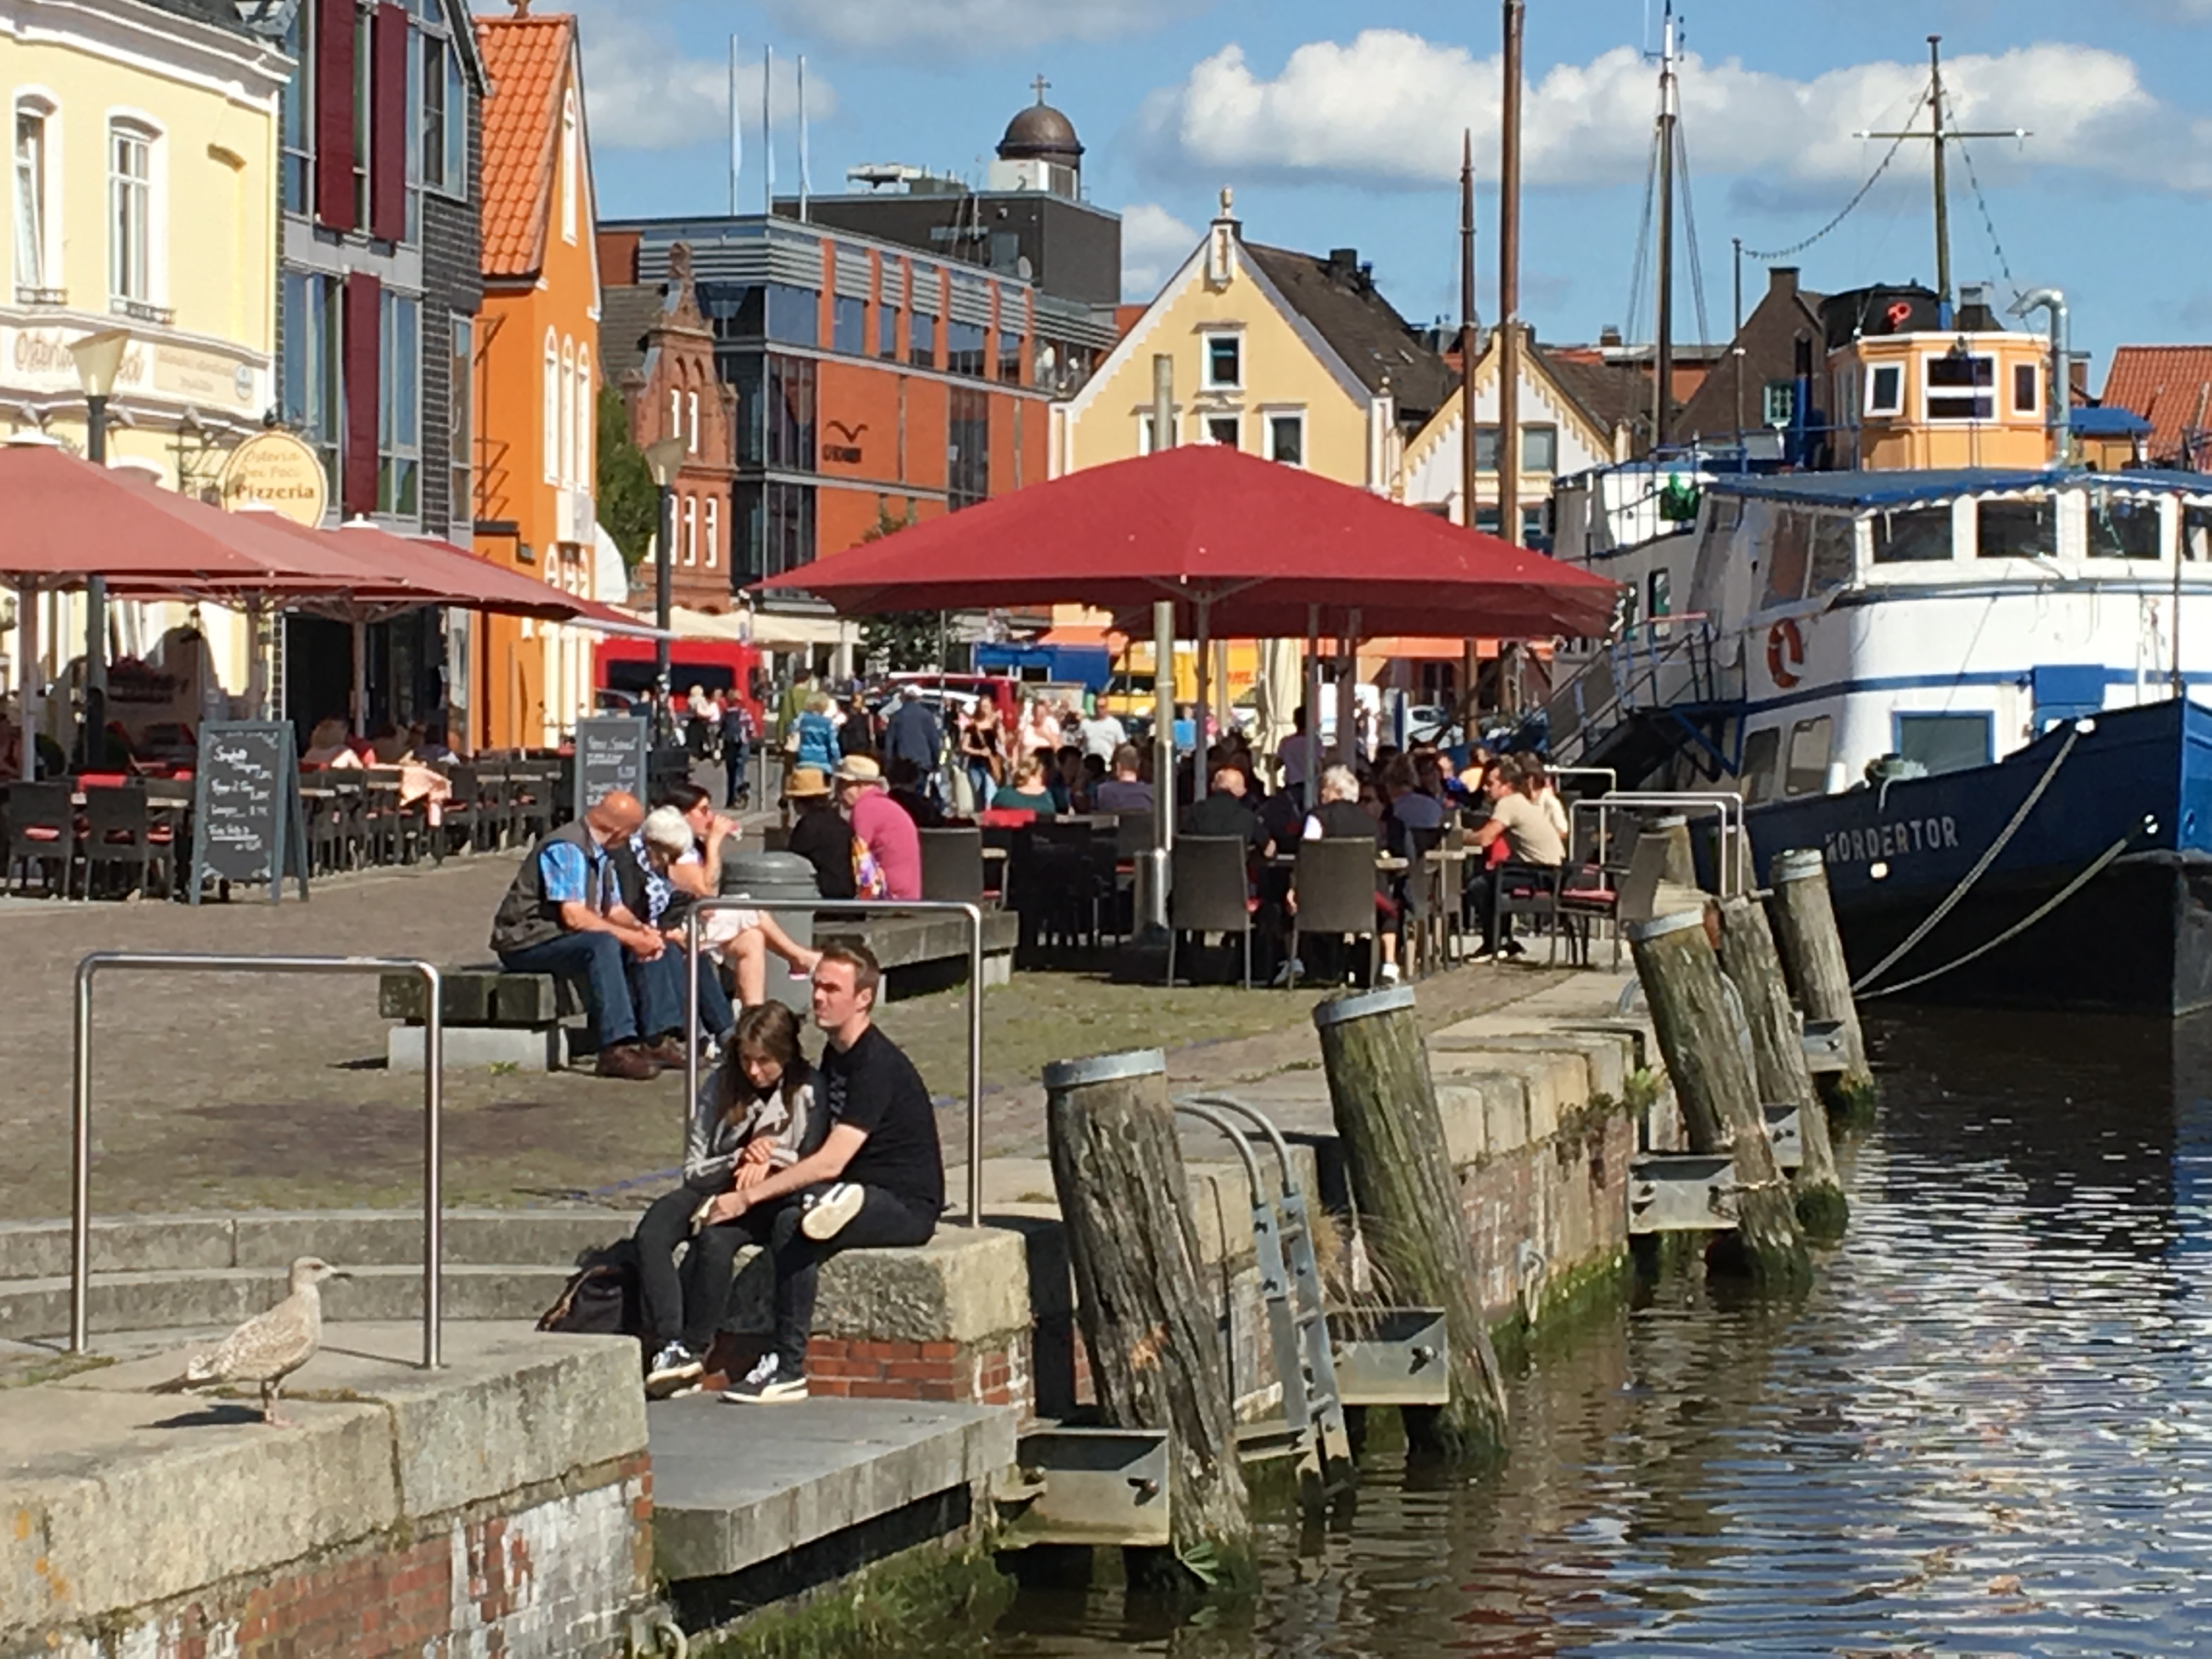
[0,1207,632,1281]
[0,1263,574,1343]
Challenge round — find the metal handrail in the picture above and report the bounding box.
[683,898,986,1227]
[72,953,445,1367]
[1574,791,1747,896]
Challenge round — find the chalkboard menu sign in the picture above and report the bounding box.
[573,716,649,820]
[188,721,309,904]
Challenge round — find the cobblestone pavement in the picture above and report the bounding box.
[0,853,1561,1219]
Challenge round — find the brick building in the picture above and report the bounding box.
[596,215,1054,609]
[274,0,485,735]
[599,242,740,614]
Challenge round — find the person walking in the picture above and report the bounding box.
[718,696,756,810]
[715,945,942,1403]
[883,685,943,799]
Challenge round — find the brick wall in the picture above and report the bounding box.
[18,1455,651,1659]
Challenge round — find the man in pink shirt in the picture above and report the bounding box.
[836,755,922,900]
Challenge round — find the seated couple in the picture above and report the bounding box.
[631,943,941,1403]
[488,789,815,1080]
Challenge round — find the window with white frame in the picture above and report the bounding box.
[704,496,719,568]
[108,119,154,308]
[542,331,558,481]
[560,92,578,244]
[558,335,575,486]
[1265,410,1304,466]
[1205,414,1238,448]
[1201,330,1241,391]
[1925,351,1995,422]
[378,290,421,517]
[682,494,697,565]
[14,100,52,299]
[1763,380,1795,428]
[1865,363,1904,417]
[1139,411,1169,454]
[2012,361,2039,416]
[686,388,699,454]
[575,345,591,485]
[668,387,681,444]
[450,316,473,528]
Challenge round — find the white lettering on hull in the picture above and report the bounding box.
[1822,816,1960,867]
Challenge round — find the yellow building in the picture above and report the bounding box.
[1,0,289,740]
[1052,189,1451,488]
[1831,329,2054,471]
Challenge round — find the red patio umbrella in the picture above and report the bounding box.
[754,445,1618,641]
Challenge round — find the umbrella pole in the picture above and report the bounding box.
[16,579,39,780]
[244,597,268,721]
[1140,597,1174,939]
[351,617,368,738]
[1304,603,1321,814]
[1336,607,1362,766]
[1192,597,1211,802]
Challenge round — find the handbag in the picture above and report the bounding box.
[853,835,890,900]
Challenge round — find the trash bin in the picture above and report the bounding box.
[721,851,820,1013]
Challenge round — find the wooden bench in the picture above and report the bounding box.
[814,909,1021,1001]
[380,966,582,1071]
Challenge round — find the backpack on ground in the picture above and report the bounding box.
[537,1238,647,1351]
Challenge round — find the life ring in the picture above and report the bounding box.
[1884,300,1914,329]
[1767,618,1805,689]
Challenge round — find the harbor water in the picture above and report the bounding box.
[969,1003,2212,1655]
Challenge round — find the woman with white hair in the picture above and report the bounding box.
[1302,765,1380,842]
[640,802,819,1008]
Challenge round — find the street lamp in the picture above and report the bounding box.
[68,328,129,768]
[642,435,687,733]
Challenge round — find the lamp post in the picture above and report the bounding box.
[642,435,687,738]
[68,329,129,768]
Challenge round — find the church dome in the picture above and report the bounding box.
[999,94,1082,163]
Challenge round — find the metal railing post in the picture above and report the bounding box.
[1577,791,1748,895]
[70,953,447,1368]
[681,897,988,1226]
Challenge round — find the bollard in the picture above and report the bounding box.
[1716,895,1848,1239]
[1042,1050,1254,1590]
[1628,910,1811,1289]
[1765,848,1877,1125]
[1311,986,1508,1462]
[1646,812,1696,886]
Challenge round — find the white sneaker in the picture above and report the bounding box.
[1269,957,1304,989]
[721,1353,809,1404]
[1379,961,1402,984]
[645,1341,704,1397]
[800,1182,866,1242]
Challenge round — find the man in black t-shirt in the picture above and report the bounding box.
[713,942,941,1403]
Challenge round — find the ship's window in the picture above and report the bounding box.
[2186,504,2212,561]
[1898,712,1992,777]
[1647,568,1672,618]
[1808,515,1856,592]
[1762,510,1810,606]
[1785,716,1832,798]
[2012,362,2040,416]
[1874,506,1955,563]
[1926,351,1995,421]
[1977,498,2057,558]
[1865,364,1904,417]
[1740,727,1781,805]
[2086,495,2162,560]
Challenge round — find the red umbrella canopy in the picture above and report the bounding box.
[755,445,1619,640]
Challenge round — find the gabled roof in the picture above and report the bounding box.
[2100,346,2212,466]
[1539,347,1661,447]
[1398,325,1628,483]
[475,12,578,280]
[599,284,662,383]
[1240,243,1453,422]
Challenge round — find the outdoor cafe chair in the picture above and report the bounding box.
[2,780,76,897]
[80,777,174,900]
[1290,836,1385,990]
[1167,834,1256,990]
[439,763,482,857]
[918,826,989,907]
[1493,861,1567,965]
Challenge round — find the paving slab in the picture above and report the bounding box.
[649,1394,1016,1581]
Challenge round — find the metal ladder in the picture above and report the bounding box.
[1173,1092,1355,1510]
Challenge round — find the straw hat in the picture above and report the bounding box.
[783,766,832,799]
[834,754,883,785]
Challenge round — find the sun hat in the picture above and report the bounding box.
[834,755,884,785]
[783,766,832,799]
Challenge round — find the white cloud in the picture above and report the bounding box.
[1118,202,1199,300]
[572,10,838,153]
[1136,31,2212,197]
[761,0,1186,54]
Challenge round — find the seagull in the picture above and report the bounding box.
[151,1256,347,1426]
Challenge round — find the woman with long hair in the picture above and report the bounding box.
[635,1001,818,1393]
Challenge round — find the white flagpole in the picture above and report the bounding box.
[797,54,810,222]
[727,35,741,215]
[762,47,774,213]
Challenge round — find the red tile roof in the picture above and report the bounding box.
[475,13,575,279]
[2100,346,2212,466]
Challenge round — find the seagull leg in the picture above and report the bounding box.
[261,1378,296,1429]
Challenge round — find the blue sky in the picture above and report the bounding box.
[552,0,2212,376]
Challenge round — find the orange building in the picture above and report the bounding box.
[470,7,602,751]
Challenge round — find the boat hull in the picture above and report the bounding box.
[1743,698,2212,1015]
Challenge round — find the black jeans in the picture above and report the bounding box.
[747,1185,939,1370]
[635,1186,747,1352]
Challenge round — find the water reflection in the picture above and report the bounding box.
[979,1007,2212,1655]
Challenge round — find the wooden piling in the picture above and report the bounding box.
[1042,1049,1254,1590]
[1311,986,1509,1461]
[1765,848,1877,1125]
[1716,894,1848,1239]
[1628,910,1812,1289]
[1645,812,1696,885]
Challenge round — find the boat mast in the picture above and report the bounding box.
[1460,128,1479,526]
[1654,4,1677,448]
[1498,0,1524,550]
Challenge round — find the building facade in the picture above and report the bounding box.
[470,6,597,751]
[1,0,290,725]
[1053,193,1446,490]
[597,213,1054,606]
[273,0,484,736]
[599,239,737,616]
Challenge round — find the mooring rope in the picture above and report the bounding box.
[1849,724,2083,994]
[1857,834,2132,1000]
